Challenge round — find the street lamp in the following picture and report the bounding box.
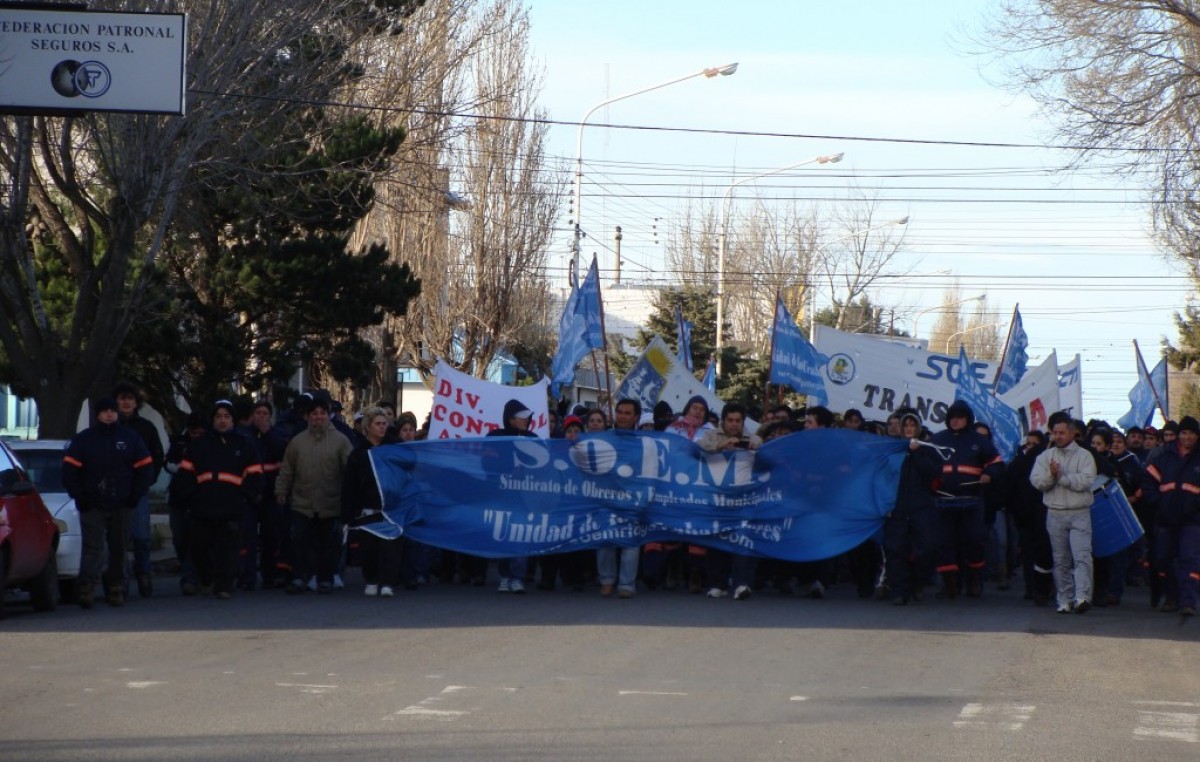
[912,293,985,342]
[714,152,844,376]
[807,216,910,337]
[945,321,1005,354]
[571,63,739,283]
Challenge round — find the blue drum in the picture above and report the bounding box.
[1090,478,1144,557]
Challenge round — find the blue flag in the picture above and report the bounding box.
[550,257,604,396]
[955,346,1023,459]
[994,305,1029,395]
[367,429,907,562]
[768,294,829,404]
[675,304,694,373]
[1117,354,1167,430]
[702,356,716,392]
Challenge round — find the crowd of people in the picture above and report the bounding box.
[56,382,1198,623]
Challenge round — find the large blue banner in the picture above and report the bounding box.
[369,429,907,561]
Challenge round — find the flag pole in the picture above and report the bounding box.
[991,303,1019,397]
[765,290,781,410]
[1133,339,1169,424]
[595,258,614,421]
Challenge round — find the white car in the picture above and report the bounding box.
[8,440,80,599]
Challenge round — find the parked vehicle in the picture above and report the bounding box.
[9,440,79,600]
[0,439,58,617]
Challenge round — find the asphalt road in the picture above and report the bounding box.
[2,572,1197,762]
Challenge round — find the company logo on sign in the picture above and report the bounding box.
[826,353,855,385]
[51,60,112,98]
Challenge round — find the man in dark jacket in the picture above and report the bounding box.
[930,399,1005,598]
[1142,415,1200,618]
[173,400,264,599]
[62,397,155,608]
[485,399,538,593]
[238,400,290,590]
[113,381,165,598]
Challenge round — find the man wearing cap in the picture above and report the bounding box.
[276,396,353,594]
[929,399,1005,599]
[173,401,264,599]
[62,398,155,607]
[113,381,166,598]
[1142,415,1200,618]
[486,399,539,593]
[1031,411,1098,613]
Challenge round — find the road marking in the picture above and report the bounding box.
[790,696,809,702]
[1134,711,1199,743]
[395,685,481,720]
[618,691,689,696]
[954,703,1035,731]
[1134,701,1200,708]
[126,681,165,689]
[276,682,338,695]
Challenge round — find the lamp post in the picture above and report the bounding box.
[714,152,844,377]
[945,322,1005,354]
[571,63,738,284]
[912,293,985,342]
[806,216,910,337]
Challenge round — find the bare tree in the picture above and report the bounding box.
[928,284,967,354]
[813,193,911,331]
[350,0,559,395]
[0,0,416,435]
[983,2,1200,270]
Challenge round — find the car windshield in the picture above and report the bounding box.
[12,449,64,492]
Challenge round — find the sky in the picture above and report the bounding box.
[521,0,1189,423]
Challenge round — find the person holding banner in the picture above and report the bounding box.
[342,408,404,597]
[486,399,539,594]
[697,402,758,600]
[1142,415,1200,619]
[883,411,942,606]
[1031,411,1098,614]
[595,399,644,599]
[664,396,716,592]
[930,400,1005,599]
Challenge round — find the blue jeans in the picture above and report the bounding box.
[597,546,640,591]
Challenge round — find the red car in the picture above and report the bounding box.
[0,439,58,618]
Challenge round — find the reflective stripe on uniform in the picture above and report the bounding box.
[63,455,83,468]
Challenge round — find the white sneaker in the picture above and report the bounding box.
[364,584,379,597]
[306,576,317,592]
[1056,603,1072,614]
[706,587,728,598]
[498,578,510,593]
[333,574,345,590]
[733,585,752,600]
[509,579,526,594]
[380,586,395,598]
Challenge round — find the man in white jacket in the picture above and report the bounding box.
[1030,411,1098,613]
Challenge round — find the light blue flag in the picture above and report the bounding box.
[367,429,907,562]
[1117,355,1167,431]
[675,304,694,372]
[994,306,1029,395]
[550,257,604,397]
[768,294,829,404]
[702,356,716,392]
[955,346,1023,459]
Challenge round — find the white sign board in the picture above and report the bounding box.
[0,9,186,115]
[428,360,550,440]
[813,325,1075,432]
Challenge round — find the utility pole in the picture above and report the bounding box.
[614,225,622,285]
